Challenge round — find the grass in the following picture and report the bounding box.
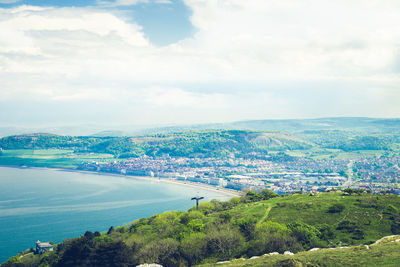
[269,148,386,160]
[202,238,400,266]
[0,149,114,169]
[211,192,400,246]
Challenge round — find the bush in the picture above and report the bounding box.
[256,221,290,236]
[260,189,279,200]
[328,203,345,213]
[136,239,180,267]
[287,222,322,250]
[180,233,208,265]
[205,224,245,260]
[316,224,335,240]
[234,216,258,238]
[187,219,204,232]
[179,211,204,225]
[247,233,302,256]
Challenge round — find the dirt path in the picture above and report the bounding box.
[19,252,33,259]
[257,204,273,226]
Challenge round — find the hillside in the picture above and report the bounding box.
[0,130,312,159]
[4,191,400,266]
[202,236,400,267]
[225,117,400,133]
[137,117,400,135]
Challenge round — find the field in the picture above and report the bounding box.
[0,149,114,169]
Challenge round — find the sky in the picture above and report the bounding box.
[0,0,399,127]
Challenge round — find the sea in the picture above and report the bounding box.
[0,166,231,263]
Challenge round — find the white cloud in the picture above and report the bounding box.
[97,0,148,7]
[97,0,172,7]
[138,86,228,108]
[0,1,400,125]
[155,0,172,4]
[182,0,400,80]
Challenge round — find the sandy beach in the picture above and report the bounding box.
[63,168,243,198]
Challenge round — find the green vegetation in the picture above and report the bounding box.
[0,149,114,169]
[201,238,400,266]
[0,130,314,166]
[1,129,399,170]
[4,191,400,266]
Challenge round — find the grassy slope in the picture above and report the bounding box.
[203,238,400,267]
[213,192,399,245]
[0,130,312,160]
[0,149,114,169]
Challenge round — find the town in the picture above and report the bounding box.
[78,153,400,195]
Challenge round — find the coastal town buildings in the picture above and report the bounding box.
[78,155,400,195]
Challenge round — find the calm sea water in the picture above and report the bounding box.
[0,167,230,263]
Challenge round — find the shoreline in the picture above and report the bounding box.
[0,164,242,198]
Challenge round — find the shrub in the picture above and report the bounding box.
[287,222,322,249]
[180,233,208,265]
[328,203,345,213]
[136,239,180,267]
[234,216,258,238]
[205,224,245,260]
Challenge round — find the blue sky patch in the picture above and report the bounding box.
[0,0,195,46]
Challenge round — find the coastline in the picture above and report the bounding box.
[0,164,242,198]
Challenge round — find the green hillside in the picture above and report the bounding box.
[0,130,312,160]
[4,191,400,266]
[202,236,400,267]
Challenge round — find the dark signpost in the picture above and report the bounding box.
[191,196,204,210]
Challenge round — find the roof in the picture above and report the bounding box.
[37,241,53,248]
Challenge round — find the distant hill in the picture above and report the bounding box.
[0,130,312,158]
[2,118,400,137]
[135,117,400,135]
[4,191,400,266]
[1,126,399,162]
[90,130,127,137]
[227,117,400,133]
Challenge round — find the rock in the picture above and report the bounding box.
[136,264,163,267]
[250,256,260,259]
[216,261,230,264]
[309,248,320,251]
[269,252,279,255]
[284,251,294,255]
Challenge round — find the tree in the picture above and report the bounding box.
[260,188,279,200]
[136,239,181,267]
[91,241,135,267]
[234,216,258,238]
[205,224,245,260]
[185,218,203,232]
[287,222,322,249]
[84,231,95,240]
[107,226,114,235]
[180,233,208,265]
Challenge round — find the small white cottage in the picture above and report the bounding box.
[35,240,54,254]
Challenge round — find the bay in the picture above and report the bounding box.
[0,167,231,263]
